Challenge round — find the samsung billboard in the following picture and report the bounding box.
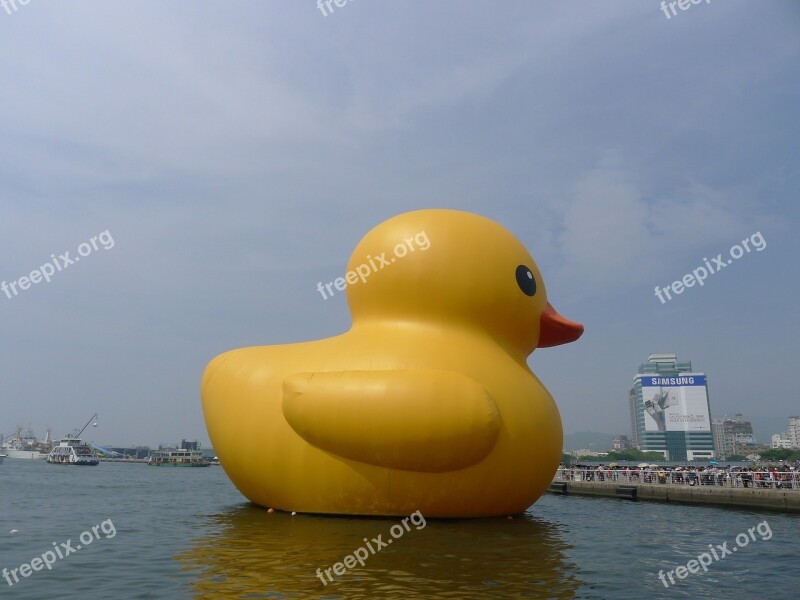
[641,375,710,432]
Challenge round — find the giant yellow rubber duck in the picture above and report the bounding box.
[202,209,583,518]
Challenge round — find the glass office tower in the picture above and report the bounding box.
[629,353,715,461]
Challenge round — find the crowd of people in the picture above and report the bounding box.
[556,464,800,490]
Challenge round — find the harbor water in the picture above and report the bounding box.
[0,459,797,599]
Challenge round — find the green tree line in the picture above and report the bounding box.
[758,448,800,462]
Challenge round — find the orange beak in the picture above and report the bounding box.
[539,302,584,348]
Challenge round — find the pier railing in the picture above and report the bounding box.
[555,468,800,490]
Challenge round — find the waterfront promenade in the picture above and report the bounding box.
[550,467,800,512]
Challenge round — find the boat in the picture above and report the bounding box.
[148,448,211,467]
[46,413,100,466]
[0,454,6,465]
[47,436,100,466]
[1,427,52,460]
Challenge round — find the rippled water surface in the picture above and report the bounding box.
[1,459,797,599]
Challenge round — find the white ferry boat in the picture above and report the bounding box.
[46,413,100,466]
[47,436,100,466]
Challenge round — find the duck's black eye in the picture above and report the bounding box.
[515,265,536,296]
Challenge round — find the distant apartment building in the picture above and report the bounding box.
[789,416,800,448]
[771,434,793,449]
[772,416,800,450]
[571,449,609,458]
[712,414,755,459]
[628,353,714,461]
[613,435,631,451]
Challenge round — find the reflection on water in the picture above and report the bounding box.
[175,504,580,599]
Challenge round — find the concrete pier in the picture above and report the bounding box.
[548,480,800,512]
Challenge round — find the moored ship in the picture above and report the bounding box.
[148,439,211,467]
[1,427,52,460]
[148,448,211,467]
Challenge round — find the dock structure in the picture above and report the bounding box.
[549,472,800,512]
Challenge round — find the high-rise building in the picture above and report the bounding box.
[628,389,639,448]
[712,421,730,459]
[712,414,755,459]
[628,353,715,461]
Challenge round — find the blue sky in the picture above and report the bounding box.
[1,1,798,447]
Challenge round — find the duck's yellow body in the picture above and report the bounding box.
[202,209,583,517]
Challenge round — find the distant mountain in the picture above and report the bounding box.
[563,431,617,452]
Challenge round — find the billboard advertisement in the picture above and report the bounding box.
[641,375,710,432]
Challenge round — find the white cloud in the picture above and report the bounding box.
[554,158,770,296]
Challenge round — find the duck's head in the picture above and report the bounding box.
[346,209,583,360]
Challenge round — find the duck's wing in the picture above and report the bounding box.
[282,370,500,472]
